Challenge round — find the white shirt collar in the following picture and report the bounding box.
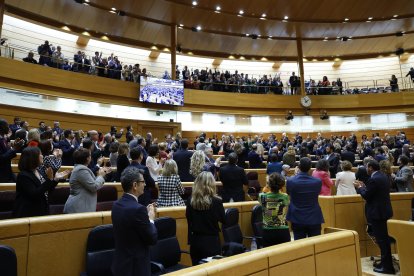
[126,193,138,202]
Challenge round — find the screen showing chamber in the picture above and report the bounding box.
[139,76,184,106]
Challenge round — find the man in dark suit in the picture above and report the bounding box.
[173,139,194,182]
[325,144,339,178]
[112,167,158,276]
[219,153,248,202]
[247,144,263,169]
[341,146,355,166]
[355,160,395,274]
[129,147,155,206]
[59,129,77,166]
[286,157,324,240]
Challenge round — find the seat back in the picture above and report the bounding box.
[85,224,114,276]
[251,205,263,247]
[48,187,70,215]
[96,186,118,211]
[411,198,414,221]
[222,208,243,244]
[150,217,181,268]
[0,191,15,220]
[0,245,17,276]
[246,171,258,181]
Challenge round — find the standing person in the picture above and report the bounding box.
[146,144,165,182]
[59,129,77,166]
[266,153,283,175]
[111,167,158,276]
[115,143,130,182]
[173,139,194,182]
[312,159,334,196]
[186,171,225,265]
[390,75,399,92]
[325,144,339,178]
[259,173,290,247]
[157,159,185,207]
[286,157,324,240]
[282,146,296,168]
[0,119,22,182]
[63,148,111,214]
[393,155,413,192]
[13,147,69,218]
[335,161,356,195]
[354,160,395,274]
[289,72,298,95]
[406,67,414,83]
[219,153,248,202]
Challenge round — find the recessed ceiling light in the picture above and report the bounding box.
[246,34,249,36]
[393,15,398,17]
[368,17,373,20]
[261,13,266,17]
[391,18,397,21]
[282,19,288,23]
[109,10,116,13]
[196,25,201,31]
[216,6,221,11]
[269,35,272,38]
[260,17,266,20]
[239,10,244,15]
[84,0,89,2]
[111,7,116,11]
[284,16,289,20]
[192,1,198,6]
[258,34,261,37]
[366,20,371,22]
[344,18,349,21]
[179,24,184,27]
[83,2,89,5]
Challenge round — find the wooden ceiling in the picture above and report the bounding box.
[4,0,414,60]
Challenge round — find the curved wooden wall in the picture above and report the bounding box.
[1,57,414,116]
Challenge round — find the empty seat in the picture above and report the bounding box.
[222,208,250,256]
[150,217,188,274]
[0,191,16,220]
[251,205,263,248]
[48,187,70,215]
[82,224,114,276]
[246,172,261,200]
[0,245,17,276]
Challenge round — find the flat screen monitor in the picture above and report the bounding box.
[139,76,184,106]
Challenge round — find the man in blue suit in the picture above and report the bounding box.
[172,139,194,182]
[59,129,77,166]
[355,160,395,274]
[286,157,324,240]
[111,167,158,276]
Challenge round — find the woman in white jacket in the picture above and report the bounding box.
[335,160,356,195]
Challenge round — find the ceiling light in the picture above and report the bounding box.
[109,10,116,13]
[239,10,244,15]
[261,13,266,17]
[368,17,373,20]
[84,0,89,2]
[366,20,371,22]
[179,24,184,27]
[344,18,349,21]
[192,1,198,6]
[391,18,397,21]
[196,26,201,31]
[111,7,116,11]
[216,6,221,11]
[83,2,89,5]
[260,17,266,20]
[393,15,398,17]
[284,16,289,20]
[258,34,261,37]
[282,19,288,22]
[246,34,250,36]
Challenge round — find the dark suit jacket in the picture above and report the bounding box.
[357,171,393,222]
[326,153,339,178]
[219,164,248,202]
[355,166,370,183]
[247,151,262,169]
[0,137,17,182]
[173,149,194,182]
[286,172,324,225]
[13,170,58,218]
[128,162,155,206]
[59,139,76,166]
[341,151,355,165]
[111,194,158,276]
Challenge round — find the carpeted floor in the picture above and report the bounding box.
[361,255,400,276]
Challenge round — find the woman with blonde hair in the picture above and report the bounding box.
[27,128,41,147]
[190,150,206,178]
[186,171,225,265]
[157,159,185,207]
[335,160,356,195]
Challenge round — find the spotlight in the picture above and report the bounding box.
[285,111,294,121]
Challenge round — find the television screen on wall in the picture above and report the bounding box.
[139,76,184,106]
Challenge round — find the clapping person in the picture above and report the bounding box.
[146,145,165,181]
[13,147,70,218]
[115,143,130,181]
[0,119,23,182]
[63,148,111,214]
[157,159,185,207]
[37,140,63,179]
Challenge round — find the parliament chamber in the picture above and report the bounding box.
[0,0,414,275]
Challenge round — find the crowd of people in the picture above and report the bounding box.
[1,115,413,274]
[18,40,414,96]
